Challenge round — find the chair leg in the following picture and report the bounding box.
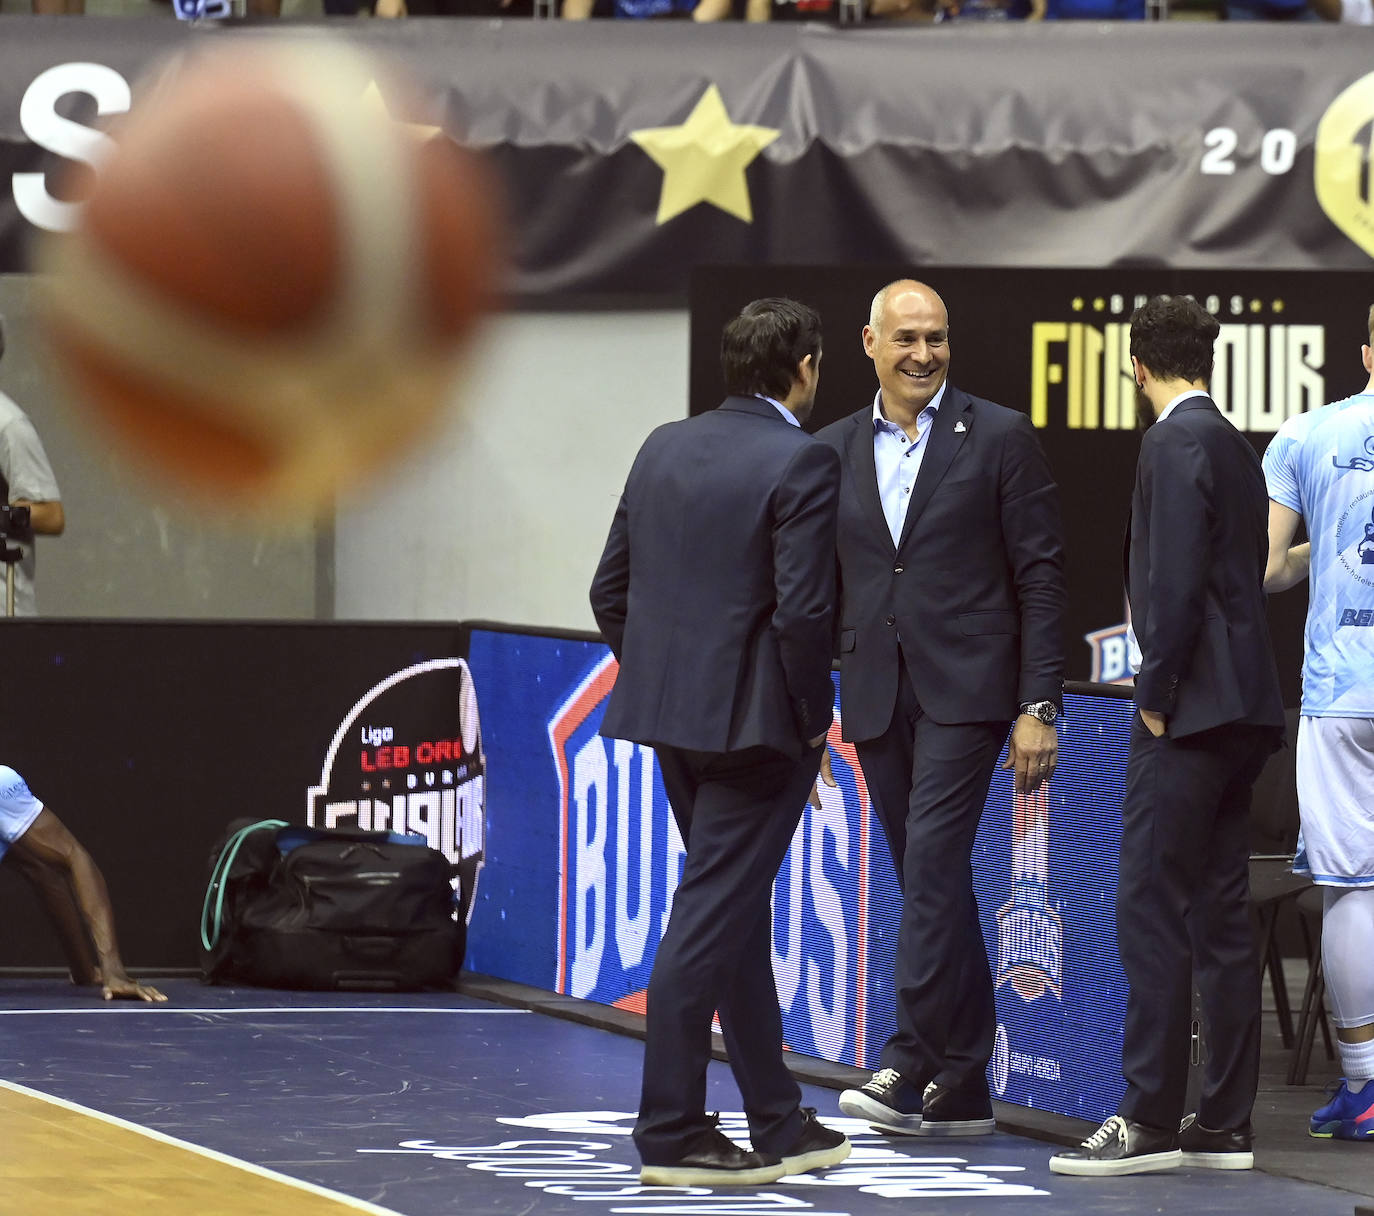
[1296,908,1336,1063]
[1289,956,1325,1087]
[1264,913,1295,1049]
[1258,906,1297,1049]
[1316,976,1335,1062]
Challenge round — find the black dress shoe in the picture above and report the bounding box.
[838,1067,924,1134]
[777,1108,852,1175]
[918,1080,996,1137]
[1048,1115,1181,1176]
[640,1125,786,1187]
[1178,1113,1254,1169]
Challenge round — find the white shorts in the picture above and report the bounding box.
[1294,716,1374,887]
[0,765,44,863]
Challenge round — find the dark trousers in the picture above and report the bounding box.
[1117,716,1274,1131]
[633,742,820,1165]
[855,661,1006,1092]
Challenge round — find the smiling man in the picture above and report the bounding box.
[818,279,1065,1139]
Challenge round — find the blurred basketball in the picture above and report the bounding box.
[36,39,503,513]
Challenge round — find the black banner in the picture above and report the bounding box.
[2,19,1374,300]
[688,264,1370,692]
[0,620,467,970]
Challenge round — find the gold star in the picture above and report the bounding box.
[631,85,779,225]
[1273,299,1285,313]
[1250,299,1263,313]
[1071,297,1085,311]
[362,81,445,142]
[1093,298,1106,312]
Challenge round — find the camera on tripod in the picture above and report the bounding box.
[0,503,31,537]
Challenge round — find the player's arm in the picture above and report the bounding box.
[9,808,165,1002]
[1264,500,1309,593]
[10,498,64,535]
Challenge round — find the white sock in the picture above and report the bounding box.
[1336,1036,1374,1086]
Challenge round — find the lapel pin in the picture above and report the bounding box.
[954,419,967,433]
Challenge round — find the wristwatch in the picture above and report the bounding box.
[1019,700,1058,725]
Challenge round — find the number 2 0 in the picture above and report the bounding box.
[1201,127,1297,176]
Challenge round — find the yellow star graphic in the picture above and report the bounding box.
[362,81,445,143]
[631,85,780,225]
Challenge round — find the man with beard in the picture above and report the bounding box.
[1050,294,1283,1176]
[823,279,1064,1139]
[591,297,849,1186]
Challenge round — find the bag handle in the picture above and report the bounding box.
[199,819,289,952]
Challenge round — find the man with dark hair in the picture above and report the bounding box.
[824,279,1064,1139]
[0,315,66,617]
[1,766,165,1002]
[1050,294,1283,1176]
[590,297,849,1186]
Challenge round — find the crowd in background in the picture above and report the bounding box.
[13,0,1357,23]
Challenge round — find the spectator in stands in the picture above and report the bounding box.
[1,766,165,1002]
[1221,0,1317,17]
[0,318,65,619]
[936,0,1043,20]
[1309,0,1369,18]
[1045,0,1143,16]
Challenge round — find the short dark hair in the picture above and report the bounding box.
[1128,295,1220,385]
[720,298,822,401]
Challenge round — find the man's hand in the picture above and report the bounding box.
[100,971,167,1002]
[807,739,835,808]
[1002,715,1057,794]
[1139,709,1167,738]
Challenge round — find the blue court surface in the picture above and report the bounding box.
[0,978,1365,1216]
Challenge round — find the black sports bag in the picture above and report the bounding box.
[200,819,465,991]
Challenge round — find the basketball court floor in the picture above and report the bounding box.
[0,977,1367,1216]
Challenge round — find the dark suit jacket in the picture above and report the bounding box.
[815,385,1065,740]
[590,396,841,758]
[1127,395,1284,739]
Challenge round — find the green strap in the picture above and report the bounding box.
[199,819,288,952]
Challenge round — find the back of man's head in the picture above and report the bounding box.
[721,298,822,402]
[1129,295,1219,385]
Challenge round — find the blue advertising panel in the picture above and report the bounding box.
[464,625,1135,1123]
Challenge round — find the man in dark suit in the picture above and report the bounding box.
[590,298,851,1187]
[1050,294,1284,1176]
[821,280,1065,1137]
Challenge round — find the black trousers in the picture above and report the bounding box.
[855,661,1006,1093]
[633,742,821,1165]
[1116,716,1275,1131]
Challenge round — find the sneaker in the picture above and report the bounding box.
[778,1108,852,1175]
[838,1067,924,1134]
[917,1079,996,1137]
[1309,1078,1374,1141]
[1178,1113,1254,1169]
[1048,1115,1181,1177]
[640,1123,786,1187]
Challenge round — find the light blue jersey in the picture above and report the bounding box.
[1263,392,1374,717]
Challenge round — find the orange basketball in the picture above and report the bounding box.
[36,39,503,512]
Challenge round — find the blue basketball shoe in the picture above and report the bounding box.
[1309,1079,1374,1140]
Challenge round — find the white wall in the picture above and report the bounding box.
[332,309,690,632]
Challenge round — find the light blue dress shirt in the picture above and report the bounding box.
[873,383,946,547]
[759,396,800,427]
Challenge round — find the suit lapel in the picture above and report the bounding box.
[845,409,894,554]
[898,387,972,551]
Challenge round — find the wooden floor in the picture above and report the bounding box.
[0,1081,399,1215]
